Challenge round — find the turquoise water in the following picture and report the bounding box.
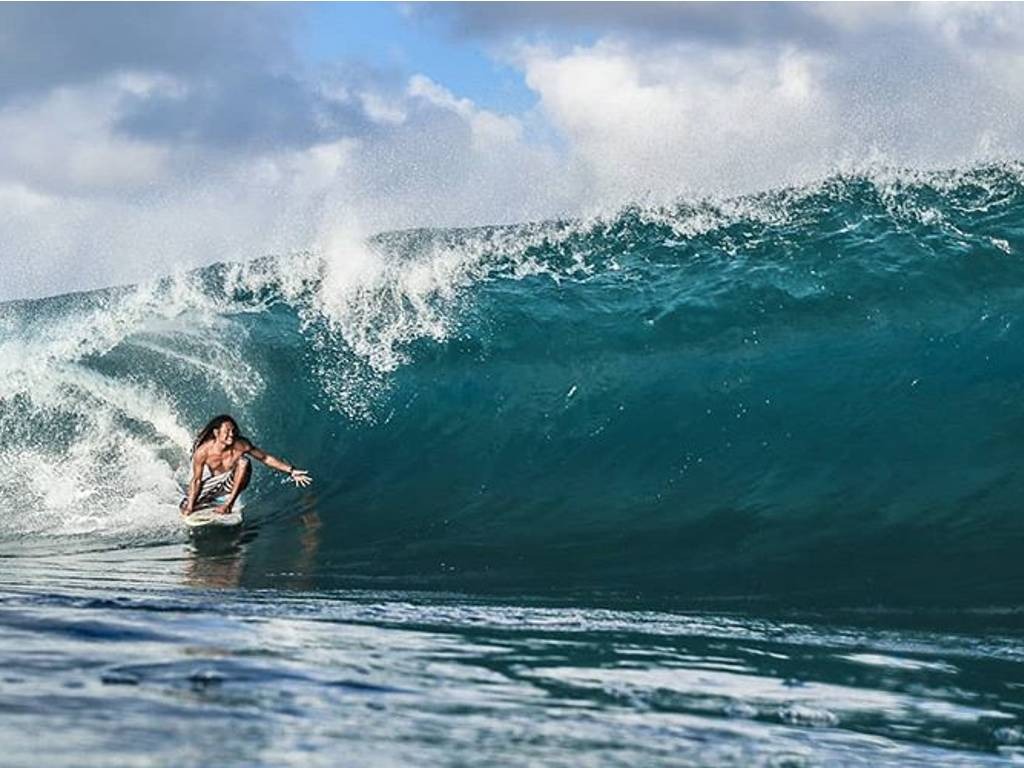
[3,165,1024,764]
[3,547,1024,766]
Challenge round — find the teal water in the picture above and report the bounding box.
[3,548,1024,767]
[3,165,1024,763]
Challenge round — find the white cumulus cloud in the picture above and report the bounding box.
[520,41,835,202]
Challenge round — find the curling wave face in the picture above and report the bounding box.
[3,163,1024,605]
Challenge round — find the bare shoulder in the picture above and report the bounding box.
[239,438,267,460]
[191,443,208,472]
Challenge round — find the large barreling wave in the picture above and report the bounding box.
[4,163,1024,606]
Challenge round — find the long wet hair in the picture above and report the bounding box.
[191,414,246,455]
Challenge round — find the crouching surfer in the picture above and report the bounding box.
[181,414,312,516]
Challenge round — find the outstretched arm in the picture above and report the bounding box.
[242,440,313,487]
[182,450,205,515]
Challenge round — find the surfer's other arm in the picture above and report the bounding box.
[240,439,313,487]
[182,448,205,515]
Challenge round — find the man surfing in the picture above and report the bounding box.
[181,414,312,517]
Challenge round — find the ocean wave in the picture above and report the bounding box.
[3,163,1024,604]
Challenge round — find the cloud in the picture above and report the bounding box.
[421,0,1024,179]
[4,3,1024,302]
[420,2,1024,54]
[0,7,571,301]
[0,134,359,301]
[0,4,382,154]
[418,2,839,48]
[322,74,576,235]
[114,70,376,151]
[0,4,296,100]
[497,3,1024,201]
[517,41,835,201]
[0,75,173,197]
[408,75,522,150]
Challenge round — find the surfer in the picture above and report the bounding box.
[181,414,312,516]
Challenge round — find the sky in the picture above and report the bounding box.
[3,2,1024,300]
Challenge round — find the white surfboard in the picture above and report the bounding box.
[181,497,244,529]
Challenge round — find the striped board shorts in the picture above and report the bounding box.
[180,456,249,512]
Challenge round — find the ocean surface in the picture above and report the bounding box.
[3,164,1024,765]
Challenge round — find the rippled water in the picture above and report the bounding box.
[3,543,1023,767]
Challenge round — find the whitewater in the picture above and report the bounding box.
[3,164,1024,765]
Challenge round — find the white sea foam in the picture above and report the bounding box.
[0,274,262,540]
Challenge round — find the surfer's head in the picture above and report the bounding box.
[192,414,242,454]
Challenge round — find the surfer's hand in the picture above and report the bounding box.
[214,504,232,516]
[289,469,313,487]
